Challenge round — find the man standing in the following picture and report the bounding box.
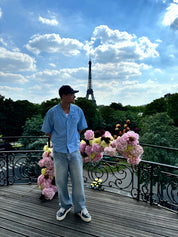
[41,85,91,222]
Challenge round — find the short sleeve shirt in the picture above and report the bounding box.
[41,103,88,153]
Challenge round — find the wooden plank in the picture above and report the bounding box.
[0,197,176,237]
[0,228,26,237]
[0,184,177,237]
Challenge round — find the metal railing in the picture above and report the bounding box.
[0,136,177,213]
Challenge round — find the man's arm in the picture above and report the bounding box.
[78,130,82,134]
[46,133,51,140]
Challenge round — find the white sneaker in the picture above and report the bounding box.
[77,208,91,222]
[56,207,71,221]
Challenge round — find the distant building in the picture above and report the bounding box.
[164,93,172,99]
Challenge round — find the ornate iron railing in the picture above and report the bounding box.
[83,156,178,212]
[0,136,177,213]
[0,150,42,185]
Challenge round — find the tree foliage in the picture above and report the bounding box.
[0,95,39,136]
[143,97,167,116]
[75,97,102,130]
[1,93,178,166]
[167,93,178,126]
[19,114,45,150]
[40,98,60,117]
[139,112,178,165]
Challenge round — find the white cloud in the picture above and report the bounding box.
[26,33,84,55]
[93,78,178,106]
[93,62,151,81]
[29,67,87,83]
[0,86,24,100]
[162,3,178,29]
[39,16,58,26]
[0,72,28,84]
[49,63,56,67]
[0,47,36,73]
[92,25,135,44]
[89,25,159,64]
[0,37,7,46]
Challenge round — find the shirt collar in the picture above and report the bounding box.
[58,103,75,115]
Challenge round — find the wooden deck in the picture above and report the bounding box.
[0,184,177,237]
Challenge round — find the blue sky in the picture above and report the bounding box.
[0,0,178,106]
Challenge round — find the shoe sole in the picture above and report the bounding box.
[77,213,91,222]
[56,207,71,221]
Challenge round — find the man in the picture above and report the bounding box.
[41,85,91,222]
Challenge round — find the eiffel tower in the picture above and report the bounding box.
[86,60,96,105]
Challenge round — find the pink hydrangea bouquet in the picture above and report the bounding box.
[37,143,57,200]
[80,129,114,163]
[80,130,143,165]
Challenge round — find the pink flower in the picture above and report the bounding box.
[49,149,53,158]
[83,156,91,163]
[37,174,45,185]
[42,188,55,200]
[79,143,87,153]
[84,130,94,140]
[85,145,93,156]
[40,178,52,189]
[102,131,112,138]
[129,145,144,157]
[127,157,141,165]
[38,159,45,167]
[43,157,54,168]
[42,151,48,158]
[92,143,103,153]
[111,140,117,148]
[92,153,103,162]
[50,185,58,193]
[104,147,117,157]
[46,167,55,177]
[121,152,130,159]
[121,131,139,145]
[115,138,128,152]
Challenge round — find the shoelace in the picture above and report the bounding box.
[81,208,89,216]
[59,207,65,214]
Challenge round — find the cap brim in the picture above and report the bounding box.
[73,90,79,93]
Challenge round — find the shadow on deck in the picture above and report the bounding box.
[0,184,177,237]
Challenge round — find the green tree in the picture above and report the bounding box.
[110,102,125,111]
[143,97,167,116]
[0,95,39,136]
[40,98,60,117]
[19,114,45,150]
[139,112,178,165]
[99,106,115,131]
[113,110,140,131]
[75,97,102,130]
[167,93,178,126]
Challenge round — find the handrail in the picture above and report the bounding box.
[140,143,178,151]
[1,136,178,151]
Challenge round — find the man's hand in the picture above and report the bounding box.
[46,133,51,140]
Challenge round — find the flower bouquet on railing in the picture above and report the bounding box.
[80,129,143,165]
[37,143,57,200]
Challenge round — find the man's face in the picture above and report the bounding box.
[63,93,76,103]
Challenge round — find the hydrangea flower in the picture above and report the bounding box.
[104,147,117,157]
[80,129,143,165]
[37,143,57,200]
[84,130,94,140]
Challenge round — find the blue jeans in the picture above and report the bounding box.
[53,149,86,213]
